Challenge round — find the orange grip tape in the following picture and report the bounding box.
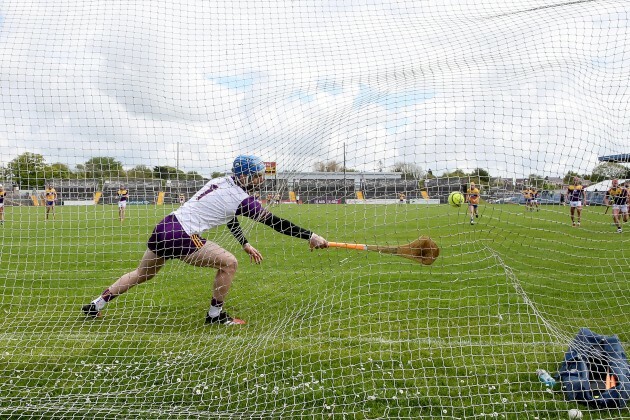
[328,242,368,251]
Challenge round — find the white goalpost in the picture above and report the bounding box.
[1,0,629,418]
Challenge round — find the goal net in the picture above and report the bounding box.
[1,0,629,418]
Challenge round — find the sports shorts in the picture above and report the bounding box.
[147,214,207,259]
[569,200,582,208]
[118,201,127,209]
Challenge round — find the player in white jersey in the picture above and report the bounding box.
[83,155,329,325]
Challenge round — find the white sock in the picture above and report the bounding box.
[208,305,222,318]
[92,296,106,311]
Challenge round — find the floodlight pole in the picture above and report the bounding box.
[176,141,180,176]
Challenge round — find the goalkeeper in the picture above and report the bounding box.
[83,155,328,325]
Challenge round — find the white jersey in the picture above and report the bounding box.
[173,176,249,235]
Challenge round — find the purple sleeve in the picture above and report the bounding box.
[236,196,268,220]
[235,196,312,240]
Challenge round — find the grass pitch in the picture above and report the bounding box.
[0,203,628,418]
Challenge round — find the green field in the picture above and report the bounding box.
[0,203,628,419]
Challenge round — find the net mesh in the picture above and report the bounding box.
[1,0,629,418]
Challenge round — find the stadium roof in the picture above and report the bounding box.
[598,153,630,163]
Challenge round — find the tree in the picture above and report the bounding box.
[74,164,87,179]
[527,173,544,187]
[391,162,425,180]
[590,163,627,183]
[313,160,356,172]
[48,163,72,180]
[153,166,185,180]
[186,171,204,180]
[7,152,49,189]
[211,171,225,179]
[469,168,490,184]
[127,165,154,179]
[0,165,9,183]
[563,171,580,184]
[314,161,344,172]
[84,157,125,179]
[442,169,466,178]
[526,173,555,190]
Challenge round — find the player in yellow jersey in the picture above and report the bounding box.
[604,179,629,233]
[567,176,586,227]
[0,184,6,225]
[522,187,534,211]
[44,184,57,220]
[466,182,480,225]
[117,185,129,221]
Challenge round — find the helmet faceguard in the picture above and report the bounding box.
[232,155,266,191]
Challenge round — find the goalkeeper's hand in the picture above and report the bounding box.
[243,243,263,264]
[309,233,328,251]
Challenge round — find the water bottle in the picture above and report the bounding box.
[536,369,556,387]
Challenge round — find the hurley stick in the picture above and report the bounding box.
[328,236,439,265]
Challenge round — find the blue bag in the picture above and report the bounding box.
[558,327,630,408]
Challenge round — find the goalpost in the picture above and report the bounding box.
[1,0,629,418]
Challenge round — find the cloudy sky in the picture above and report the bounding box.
[0,0,628,178]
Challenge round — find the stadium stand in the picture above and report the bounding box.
[164,180,206,204]
[295,179,354,203]
[47,179,100,203]
[0,182,31,206]
[102,179,163,204]
[424,177,468,203]
[35,175,585,207]
[260,178,290,202]
[361,179,422,200]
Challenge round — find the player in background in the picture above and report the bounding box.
[532,188,541,211]
[44,184,57,220]
[117,185,129,221]
[0,184,6,225]
[522,186,534,211]
[82,155,328,325]
[567,176,586,227]
[604,179,628,233]
[466,182,480,225]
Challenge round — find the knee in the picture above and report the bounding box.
[218,253,238,274]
